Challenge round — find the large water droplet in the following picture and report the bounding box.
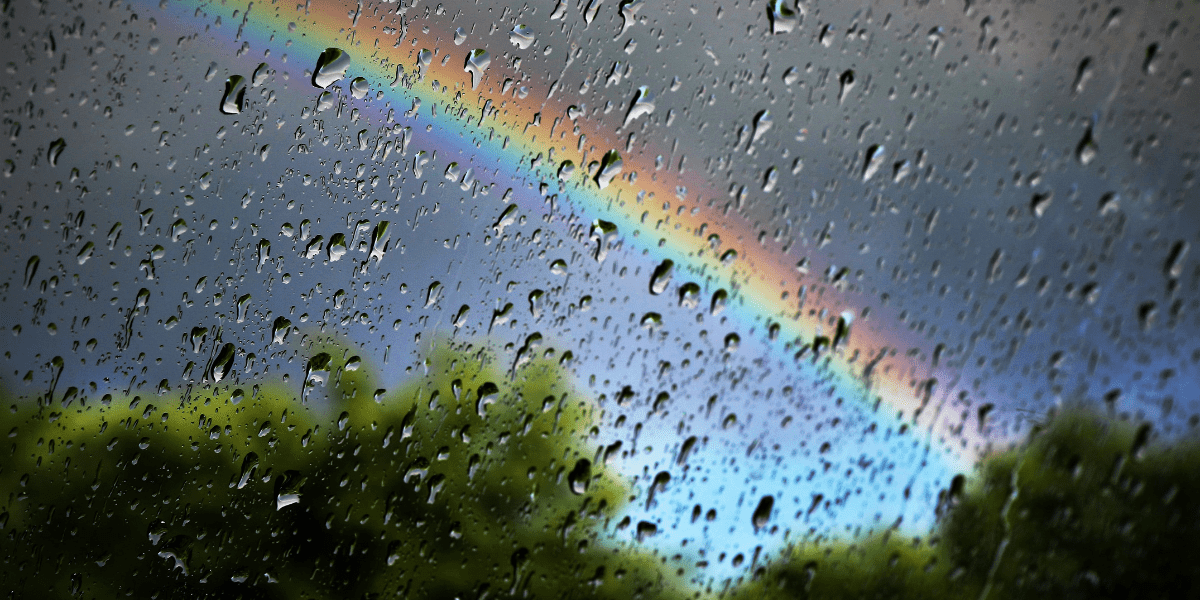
[312,48,350,89]
[251,62,270,87]
[47,138,66,167]
[862,144,886,181]
[272,317,291,345]
[220,75,246,114]
[1076,126,1098,165]
[624,86,655,126]
[650,260,674,295]
[23,256,39,288]
[838,68,856,103]
[350,77,369,99]
[594,150,623,189]
[208,343,236,383]
[568,459,592,494]
[678,282,701,308]
[464,49,491,90]
[509,24,536,49]
[711,289,728,315]
[752,495,774,531]
[557,160,575,180]
[327,233,347,262]
[767,0,800,34]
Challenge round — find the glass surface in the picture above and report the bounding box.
[2,0,1198,597]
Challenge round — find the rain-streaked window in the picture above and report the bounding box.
[2,0,1198,597]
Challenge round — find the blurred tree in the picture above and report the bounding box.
[727,407,1200,600]
[0,338,686,600]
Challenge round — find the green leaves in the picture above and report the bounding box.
[731,408,1200,600]
[0,339,683,600]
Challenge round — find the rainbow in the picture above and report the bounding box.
[145,0,988,471]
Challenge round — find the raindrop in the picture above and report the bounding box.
[208,343,236,383]
[189,327,208,353]
[476,382,499,417]
[594,150,623,189]
[251,62,270,86]
[1076,126,1098,165]
[678,282,701,309]
[509,24,536,49]
[635,521,658,542]
[493,204,519,236]
[1072,57,1093,96]
[350,77,369,99]
[369,221,391,263]
[676,436,698,466]
[710,289,728,315]
[1098,192,1120,215]
[235,294,252,323]
[316,91,336,112]
[557,160,575,180]
[271,317,291,344]
[416,49,432,79]
[312,48,350,89]
[762,166,778,192]
[1165,241,1189,279]
[464,49,491,90]
[237,452,259,489]
[327,233,348,262]
[274,470,304,510]
[782,66,800,85]
[568,459,592,494]
[590,219,618,262]
[256,240,270,273]
[76,242,94,265]
[646,471,670,509]
[767,0,799,34]
[220,75,247,115]
[305,352,332,386]
[749,109,772,151]
[1143,43,1160,75]
[649,260,674,295]
[1030,191,1053,218]
[618,0,644,36]
[528,289,544,317]
[425,281,443,308]
[838,69,855,103]
[453,305,470,327]
[305,236,325,259]
[624,86,655,127]
[23,256,39,289]
[863,144,886,181]
[47,138,66,167]
[752,495,774,531]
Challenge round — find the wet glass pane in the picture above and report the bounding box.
[2,0,1198,597]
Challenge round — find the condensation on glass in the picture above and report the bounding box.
[1,0,1198,597]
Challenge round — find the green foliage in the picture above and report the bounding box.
[730,408,1200,600]
[941,409,1200,599]
[0,339,685,600]
[6,345,1197,600]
